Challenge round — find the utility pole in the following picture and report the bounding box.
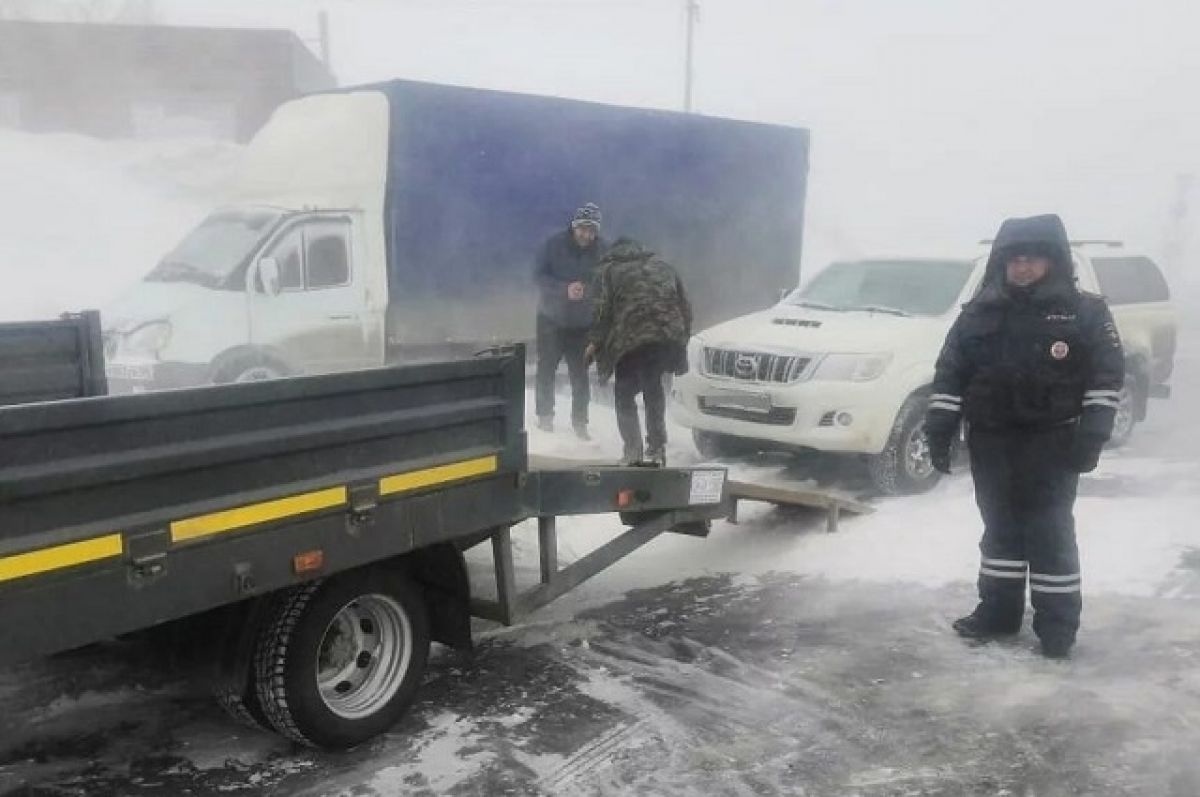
[683,0,699,112]
[317,10,332,72]
[1163,172,1195,290]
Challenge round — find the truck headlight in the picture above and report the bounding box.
[812,353,892,382]
[122,321,172,358]
[687,335,706,373]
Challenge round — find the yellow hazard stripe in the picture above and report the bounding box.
[170,486,348,543]
[379,455,499,497]
[0,534,124,584]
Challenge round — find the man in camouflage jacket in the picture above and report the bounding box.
[586,238,692,465]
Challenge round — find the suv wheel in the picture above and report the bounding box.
[868,396,942,496]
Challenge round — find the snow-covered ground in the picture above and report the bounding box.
[1,132,1199,795]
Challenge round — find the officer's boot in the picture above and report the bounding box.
[952,604,1022,640]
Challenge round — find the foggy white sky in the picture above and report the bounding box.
[147,0,1200,280]
[96,1,1200,282]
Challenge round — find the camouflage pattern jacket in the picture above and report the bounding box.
[589,239,693,380]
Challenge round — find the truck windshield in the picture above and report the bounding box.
[144,209,282,289]
[790,259,975,317]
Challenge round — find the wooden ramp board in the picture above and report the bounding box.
[726,480,873,533]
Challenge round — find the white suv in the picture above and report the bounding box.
[670,250,1175,494]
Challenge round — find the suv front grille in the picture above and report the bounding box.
[703,348,810,383]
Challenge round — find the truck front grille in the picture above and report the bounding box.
[703,348,810,383]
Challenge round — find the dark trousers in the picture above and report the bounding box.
[614,343,671,460]
[968,425,1082,646]
[535,315,590,425]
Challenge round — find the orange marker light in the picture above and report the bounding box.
[293,550,325,575]
[617,489,635,508]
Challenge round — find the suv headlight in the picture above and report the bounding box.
[812,353,892,382]
[122,321,173,358]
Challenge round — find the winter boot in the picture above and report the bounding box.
[1039,637,1073,660]
[951,611,1020,640]
[622,442,644,467]
[573,422,591,442]
[645,447,667,467]
[536,416,554,433]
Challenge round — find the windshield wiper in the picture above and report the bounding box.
[844,304,911,318]
[790,300,843,312]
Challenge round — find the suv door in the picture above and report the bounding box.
[1091,255,1177,385]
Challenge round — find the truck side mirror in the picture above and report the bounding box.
[259,257,281,296]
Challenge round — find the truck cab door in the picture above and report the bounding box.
[248,215,373,376]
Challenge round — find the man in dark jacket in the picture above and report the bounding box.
[534,203,607,438]
[586,238,692,466]
[925,214,1125,659]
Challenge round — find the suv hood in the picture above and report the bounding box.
[697,305,949,354]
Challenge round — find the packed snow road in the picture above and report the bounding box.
[2,341,1199,796]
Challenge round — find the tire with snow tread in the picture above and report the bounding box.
[210,601,274,732]
[214,679,271,732]
[867,395,942,496]
[253,569,430,750]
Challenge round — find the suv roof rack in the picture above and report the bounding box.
[978,239,1124,248]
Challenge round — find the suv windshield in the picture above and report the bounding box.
[144,208,283,289]
[790,259,975,317]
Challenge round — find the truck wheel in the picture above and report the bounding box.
[214,675,272,732]
[254,569,431,750]
[212,354,288,385]
[868,396,941,496]
[693,430,752,460]
[1106,375,1138,449]
[209,603,274,732]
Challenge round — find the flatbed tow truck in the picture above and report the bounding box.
[0,314,870,751]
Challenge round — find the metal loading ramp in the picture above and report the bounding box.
[528,455,874,534]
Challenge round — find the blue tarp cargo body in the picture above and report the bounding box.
[372,80,811,354]
[103,79,809,390]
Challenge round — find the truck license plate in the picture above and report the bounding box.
[689,470,726,504]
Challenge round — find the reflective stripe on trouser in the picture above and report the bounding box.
[968,425,1082,644]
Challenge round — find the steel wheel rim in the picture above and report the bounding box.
[316,594,412,720]
[905,422,934,479]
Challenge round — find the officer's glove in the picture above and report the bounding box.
[926,429,953,475]
[1071,432,1107,474]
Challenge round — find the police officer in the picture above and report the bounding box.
[925,214,1125,659]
